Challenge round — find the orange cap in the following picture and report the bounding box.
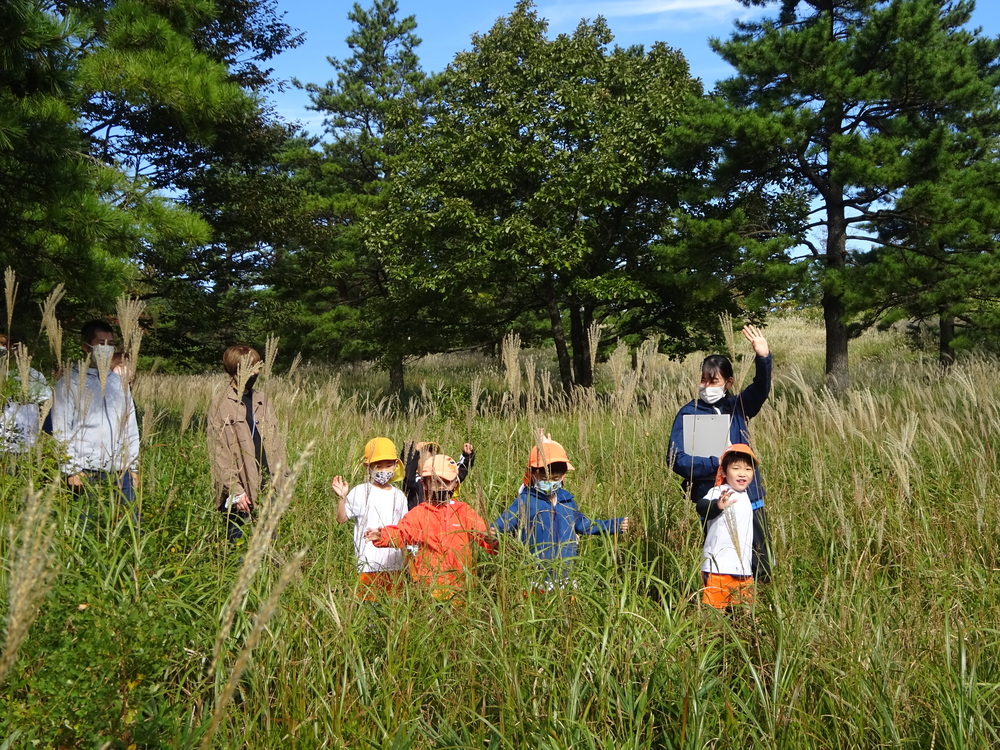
[420,454,459,482]
[523,439,575,486]
[715,443,760,486]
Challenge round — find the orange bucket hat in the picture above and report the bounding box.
[420,454,460,483]
[715,443,760,486]
[523,439,575,487]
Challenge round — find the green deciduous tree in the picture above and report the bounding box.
[712,0,1000,393]
[369,1,790,393]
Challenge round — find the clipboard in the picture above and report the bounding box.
[682,414,731,458]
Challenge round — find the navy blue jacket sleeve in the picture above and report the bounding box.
[573,511,623,535]
[668,403,719,483]
[493,495,522,533]
[457,450,474,482]
[695,487,724,523]
[734,354,772,420]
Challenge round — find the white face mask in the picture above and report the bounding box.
[371,469,395,486]
[535,478,563,494]
[91,343,115,364]
[699,385,726,404]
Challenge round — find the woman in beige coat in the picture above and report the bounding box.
[207,345,288,543]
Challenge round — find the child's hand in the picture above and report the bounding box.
[331,476,349,499]
[716,489,739,510]
[363,527,383,542]
[463,442,474,454]
[742,325,769,358]
[620,517,631,535]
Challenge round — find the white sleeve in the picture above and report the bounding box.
[124,389,140,471]
[50,375,81,474]
[344,485,365,520]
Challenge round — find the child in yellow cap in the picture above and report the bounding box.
[331,437,408,600]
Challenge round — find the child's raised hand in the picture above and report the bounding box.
[716,489,739,510]
[363,527,383,542]
[463,442,474,455]
[331,476,349,499]
[742,325,769,358]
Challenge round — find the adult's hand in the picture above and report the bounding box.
[742,325,769,358]
[232,493,252,513]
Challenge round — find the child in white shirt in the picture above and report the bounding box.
[331,437,408,600]
[701,443,760,609]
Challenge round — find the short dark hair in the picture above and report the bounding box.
[532,461,568,475]
[81,320,114,344]
[721,450,757,472]
[701,355,733,384]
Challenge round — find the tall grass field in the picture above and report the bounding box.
[1,314,998,748]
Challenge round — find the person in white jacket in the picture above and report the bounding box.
[51,321,140,508]
[0,334,52,456]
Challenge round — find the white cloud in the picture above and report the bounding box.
[541,0,749,24]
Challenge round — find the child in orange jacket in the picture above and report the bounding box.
[365,454,495,600]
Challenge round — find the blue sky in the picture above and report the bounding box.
[267,0,1000,132]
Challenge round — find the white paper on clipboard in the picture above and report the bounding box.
[682,414,731,458]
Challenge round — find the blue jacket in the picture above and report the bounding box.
[667,353,772,518]
[493,487,624,566]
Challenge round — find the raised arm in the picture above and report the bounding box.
[736,326,772,419]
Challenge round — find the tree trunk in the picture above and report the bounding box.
[547,297,574,396]
[824,194,850,396]
[388,355,405,397]
[568,304,593,388]
[939,313,956,369]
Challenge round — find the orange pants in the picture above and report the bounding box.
[702,572,755,609]
[356,571,403,601]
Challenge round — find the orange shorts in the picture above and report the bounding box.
[702,572,755,609]
[356,571,403,601]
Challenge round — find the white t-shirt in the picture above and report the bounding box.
[701,484,753,577]
[345,483,407,573]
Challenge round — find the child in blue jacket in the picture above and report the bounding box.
[493,438,629,590]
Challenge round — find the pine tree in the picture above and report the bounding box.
[713,0,1000,392]
[275,0,437,393]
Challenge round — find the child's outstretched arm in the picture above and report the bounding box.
[694,487,727,523]
[332,476,350,524]
[574,510,627,536]
[459,505,498,554]
[492,494,523,535]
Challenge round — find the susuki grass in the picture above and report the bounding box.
[0,314,999,747]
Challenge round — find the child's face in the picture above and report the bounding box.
[368,459,396,473]
[723,459,755,492]
[424,475,457,504]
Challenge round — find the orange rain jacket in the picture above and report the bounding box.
[372,501,495,589]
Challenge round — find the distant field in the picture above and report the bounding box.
[2,314,998,748]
